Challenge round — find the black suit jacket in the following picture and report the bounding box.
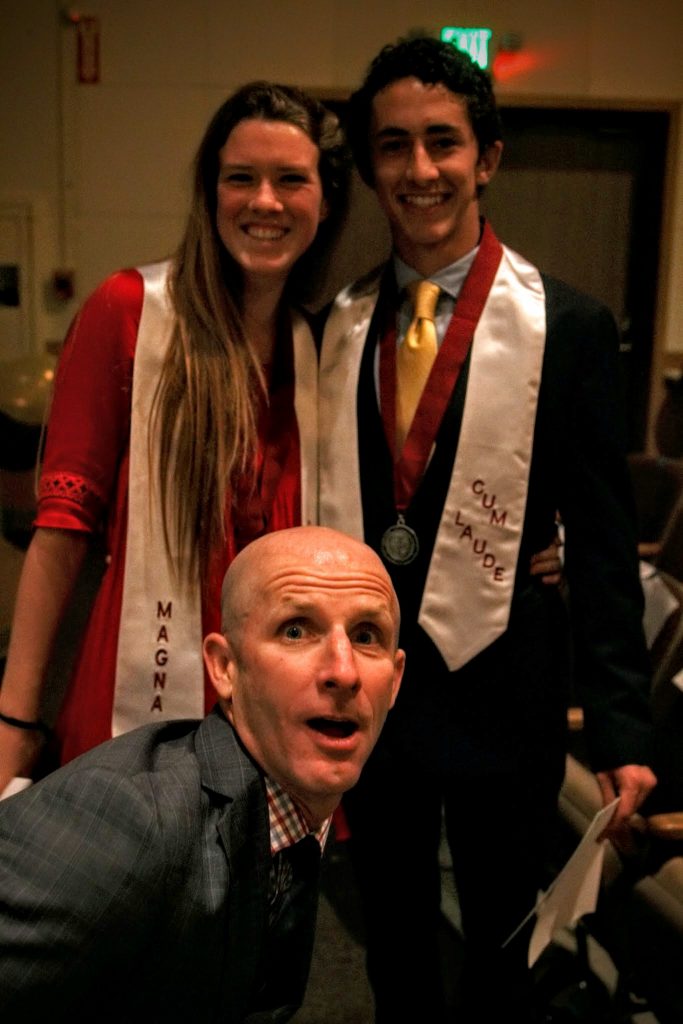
[324,265,652,783]
[0,708,319,1023]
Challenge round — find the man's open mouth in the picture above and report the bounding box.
[307,718,358,739]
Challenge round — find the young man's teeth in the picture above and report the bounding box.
[404,194,445,207]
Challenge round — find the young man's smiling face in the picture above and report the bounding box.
[369,77,502,276]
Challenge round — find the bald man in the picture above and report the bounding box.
[0,527,404,1024]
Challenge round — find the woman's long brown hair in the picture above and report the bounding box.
[151,82,348,587]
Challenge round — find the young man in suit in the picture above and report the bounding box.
[0,526,404,1023]
[318,36,657,1021]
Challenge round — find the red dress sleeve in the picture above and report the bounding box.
[36,270,143,532]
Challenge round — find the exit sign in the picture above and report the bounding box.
[441,27,492,70]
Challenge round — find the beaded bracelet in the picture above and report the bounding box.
[0,710,51,739]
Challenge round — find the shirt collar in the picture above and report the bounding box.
[393,244,479,301]
[265,776,332,856]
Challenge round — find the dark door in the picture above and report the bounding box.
[484,105,669,450]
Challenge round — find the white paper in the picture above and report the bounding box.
[0,777,33,801]
[640,562,679,648]
[502,798,619,967]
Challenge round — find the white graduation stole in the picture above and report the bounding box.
[319,246,546,671]
[113,262,318,736]
[319,270,381,542]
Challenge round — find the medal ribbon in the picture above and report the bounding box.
[379,222,503,514]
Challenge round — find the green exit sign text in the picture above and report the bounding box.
[441,27,492,70]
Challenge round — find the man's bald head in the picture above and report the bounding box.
[220,526,401,649]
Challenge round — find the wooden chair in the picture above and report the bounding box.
[655,497,683,583]
[627,453,683,562]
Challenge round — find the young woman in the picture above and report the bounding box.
[0,82,348,791]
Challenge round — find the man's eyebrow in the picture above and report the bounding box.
[425,123,463,135]
[374,123,463,139]
[275,597,327,618]
[277,595,392,619]
[374,126,410,139]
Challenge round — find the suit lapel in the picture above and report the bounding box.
[195,711,270,1021]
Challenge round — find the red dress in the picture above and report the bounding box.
[36,268,302,764]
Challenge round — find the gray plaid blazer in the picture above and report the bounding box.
[0,708,316,1022]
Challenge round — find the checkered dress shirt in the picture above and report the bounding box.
[265,777,331,920]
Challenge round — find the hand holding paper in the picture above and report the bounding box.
[502,798,619,968]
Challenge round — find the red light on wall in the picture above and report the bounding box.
[491,48,546,82]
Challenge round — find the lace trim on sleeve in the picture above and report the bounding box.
[38,472,98,509]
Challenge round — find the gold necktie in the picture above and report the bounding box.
[396,279,440,450]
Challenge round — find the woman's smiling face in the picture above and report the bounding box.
[216,118,328,287]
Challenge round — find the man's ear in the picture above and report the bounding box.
[203,632,235,702]
[476,140,503,188]
[390,649,406,709]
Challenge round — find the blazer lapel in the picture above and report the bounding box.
[195,711,271,1022]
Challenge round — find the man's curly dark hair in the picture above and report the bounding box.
[346,36,503,186]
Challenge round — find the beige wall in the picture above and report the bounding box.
[1,0,682,374]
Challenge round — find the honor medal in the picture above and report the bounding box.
[381,515,419,565]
